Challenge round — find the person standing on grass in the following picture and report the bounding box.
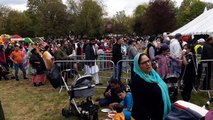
[181,44,197,102]
[85,37,102,86]
[30,48,46,86]
[10,45,28,81]
[43,45,54,70]
[127,39,138,79]
[112,37,124,82]
[201,35,213,90]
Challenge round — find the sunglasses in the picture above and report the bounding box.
[140,59,151,65]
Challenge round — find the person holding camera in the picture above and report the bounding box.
[181,44,197,101]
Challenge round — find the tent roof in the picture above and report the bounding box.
[170,8,213,36]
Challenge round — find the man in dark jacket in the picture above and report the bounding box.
[98,78,126,107]
[112,37,123,82]
[201,35,213,90]
[85,37,102,85]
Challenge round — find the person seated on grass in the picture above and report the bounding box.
[99,78,126,107]
[113,103,125,120]
[109,87,133,120]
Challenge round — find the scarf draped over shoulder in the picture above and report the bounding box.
[133,53,171,119]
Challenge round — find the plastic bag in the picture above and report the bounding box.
[46,64,62,88]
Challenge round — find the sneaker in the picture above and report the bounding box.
[24,77,28,80]
[16,78,19,81]
[33,83,40,87]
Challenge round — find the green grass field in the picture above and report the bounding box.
[0,75,213,120]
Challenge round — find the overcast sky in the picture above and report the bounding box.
[0,0,212,17]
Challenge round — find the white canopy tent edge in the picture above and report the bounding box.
[170,8,213,36]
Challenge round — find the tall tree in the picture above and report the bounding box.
[74,0,104,37]
[176,0,206,28]
[0,5,11,34]
[5,11,32,37]
[142,0,176,35]
[26,0,67,38]
[111,10,132,35]
[132,4,148,35]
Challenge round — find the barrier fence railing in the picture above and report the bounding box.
[116,58,213,98]
[196,59,213,96]
[116,59,134,84]
[54,59,115,88]
[54,57,213,97]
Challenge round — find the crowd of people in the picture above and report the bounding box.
[0,33,213,120]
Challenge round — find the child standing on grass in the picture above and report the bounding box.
[113,103,125,120]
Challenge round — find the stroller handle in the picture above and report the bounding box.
[60,69,80,77]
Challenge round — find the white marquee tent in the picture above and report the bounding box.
[170,8,213,36]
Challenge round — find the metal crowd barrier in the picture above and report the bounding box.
[116,59,134,84]
[54,60,115,89]
[196,59,213,94]
[116,58,213,97]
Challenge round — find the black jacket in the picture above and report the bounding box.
[85,44,97,66]
[103,82,126,103]
[201,42,213,60]
[130,73,164,120]
[30,54,46,74]
[112,43,122,64]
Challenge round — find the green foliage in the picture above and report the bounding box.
[111,10,133,35]
[37,0,69,38]
[133,4,148,18]
[176,0,206,28]
[74,0,104,37]
[26,0,69,38]
[132,4,148,35]
[5,11,33,37]
[1,0,213,37]
[0,5,11,34]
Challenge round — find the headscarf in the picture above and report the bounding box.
[133,53,171,119]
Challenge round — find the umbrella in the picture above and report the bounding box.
[12,34,22,39]
[0,37,8,45]
[1,34,11,39]
[24,38,34,43]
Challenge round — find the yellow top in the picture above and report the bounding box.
[113,112,125,120]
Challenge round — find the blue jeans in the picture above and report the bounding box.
[99,97,113,107]
[114,63,122,82]
[14,63,26,80]
[171,60,181,78]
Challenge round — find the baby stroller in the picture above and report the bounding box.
[60,69,99,120]
[163,74,179,103]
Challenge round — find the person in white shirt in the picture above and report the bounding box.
[169,33,183,78]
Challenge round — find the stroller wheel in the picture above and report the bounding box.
[62,108,72,117]
[71,103,80,116]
